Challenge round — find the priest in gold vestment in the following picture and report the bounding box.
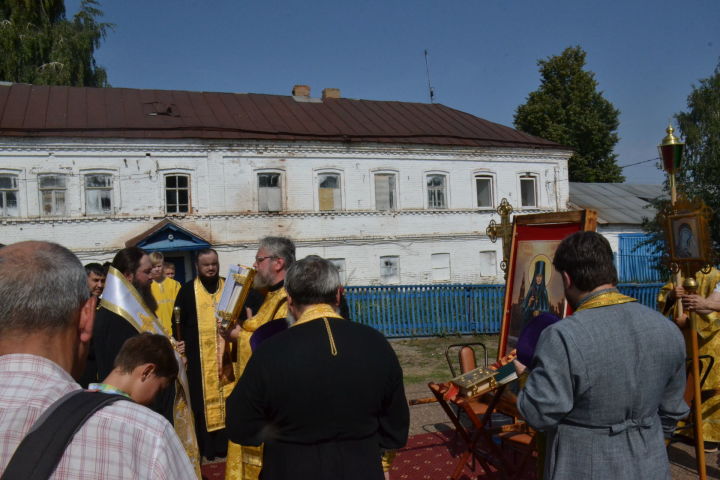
[173,248,236,460]
[658,267,720,450]
[149,251,182,335]
[224,236,295,480]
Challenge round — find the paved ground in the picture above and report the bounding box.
[405,383,719,479]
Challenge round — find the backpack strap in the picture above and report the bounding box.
[1,390,130,480]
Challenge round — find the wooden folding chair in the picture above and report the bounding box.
[428,381,536,480]
[445,342,488,377]
[444,343,491,433]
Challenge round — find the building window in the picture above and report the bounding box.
[318,173,341,211]
[431,253,450,282]
[427,174,447,209]
[328,258,347,284]
[85,174,113,215]
[258,172,282,212]
[479,251,497,276]
[475,175,494,208]
[380,256,399,284]
[374,173,396,211]
[165,174,190,214]
[520,175,537,207]
[38,174,66,216]
[0,174,19,217]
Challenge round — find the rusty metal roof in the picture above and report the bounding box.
[0,83,565,149]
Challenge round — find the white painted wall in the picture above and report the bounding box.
[0,138,571,285]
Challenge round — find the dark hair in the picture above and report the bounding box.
[0,241,89,334]
[84,262,105,277]
[285,255,340,307]
[195,248,218,263]
[259,237,295,270]
[553,231,617,291]
[112,247,147,277]
[113,333,178,379]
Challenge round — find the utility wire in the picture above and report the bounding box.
[619,157,659,170]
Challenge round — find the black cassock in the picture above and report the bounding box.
[172,277,263,460]
[91,306,174,423]
[225,317,410,480]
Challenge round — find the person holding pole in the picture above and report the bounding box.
[659,269,720,452]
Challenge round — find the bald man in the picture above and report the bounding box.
[0,241,194,479]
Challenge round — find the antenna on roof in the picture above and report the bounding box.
[424,49,435,104]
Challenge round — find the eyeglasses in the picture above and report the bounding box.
[255,255,277,263]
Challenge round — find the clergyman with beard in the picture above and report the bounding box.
[221,236,295,480]
[91,246,177,421]
[93,247,157,377]
[173,248,235,461]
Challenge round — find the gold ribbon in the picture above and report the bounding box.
[194,277,230,432]
[574,289,637,312]
[291,303,344,327]
[292,303,344,357]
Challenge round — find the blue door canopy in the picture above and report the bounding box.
[126,219,211,252]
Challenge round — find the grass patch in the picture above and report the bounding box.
[390,334,499,388]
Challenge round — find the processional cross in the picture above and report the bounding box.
[485,198,514,279]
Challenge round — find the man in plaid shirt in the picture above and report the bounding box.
[0,241,196,479]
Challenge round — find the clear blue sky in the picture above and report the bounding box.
[67,0,719,184]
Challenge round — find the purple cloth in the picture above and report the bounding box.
[249,318,289,351]
[516,312,560,367]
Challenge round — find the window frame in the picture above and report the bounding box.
[431,252,451,282]
[83,171,115,215]
[0,173,20,217]
[519,174,538,208]
[379,255,400,284]
[478,250,498,277]
[425,172,449,210]
[37,173,67,217]
[164,173,191,215]
[315,169,344,212]
[473,173,495,209]
[372,170,399,211]
[256,169,284,213]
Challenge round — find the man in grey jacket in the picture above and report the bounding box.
[515,231,689,479]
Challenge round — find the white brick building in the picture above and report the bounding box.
[0,83,571,284]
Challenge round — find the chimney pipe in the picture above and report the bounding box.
[292,85,311,97]
[322,88,341,100]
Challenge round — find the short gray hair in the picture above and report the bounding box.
[285,255,340,307]
[259,236,295,270]
[0,241,90,334]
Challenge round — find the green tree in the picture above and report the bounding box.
[514,46,623,182]
[675,64,720,247]
[0,0,112,87]
[641,63,720,274]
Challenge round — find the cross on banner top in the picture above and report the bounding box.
[485,198,514,279]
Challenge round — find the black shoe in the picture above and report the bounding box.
[704,441,719,453]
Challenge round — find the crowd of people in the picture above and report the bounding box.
[1,231,719,479]
[0,237,409,480]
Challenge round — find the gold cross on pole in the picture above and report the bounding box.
[485,198,514,279]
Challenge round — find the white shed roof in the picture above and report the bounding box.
[568,183,665,225]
